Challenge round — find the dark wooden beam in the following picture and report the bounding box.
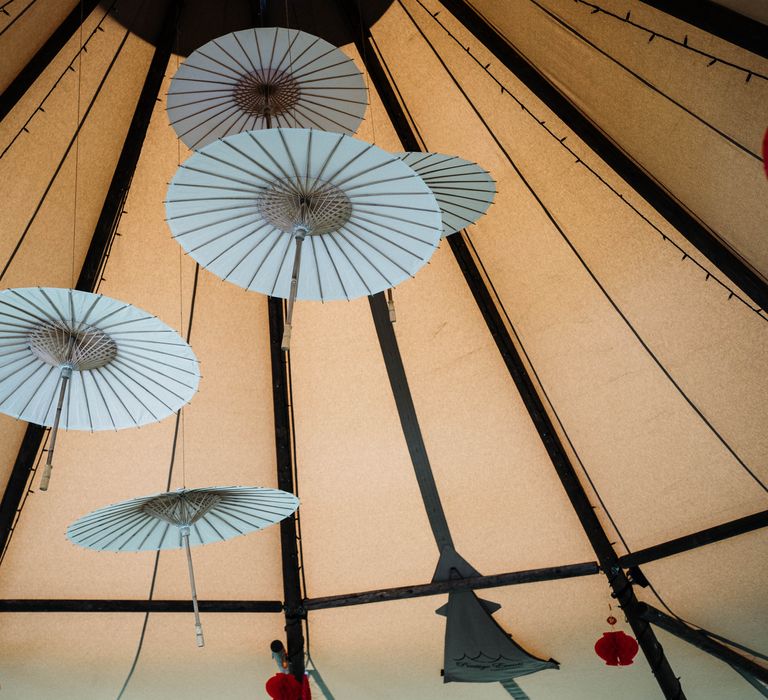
[620,509,768,568]
[305,562,598,610]
[0,426,45,560]
[638,603,768,684]
[77,1,181,291]
[368,293,454,553]
[438,0,768,312]
[0,0,101,122]
[0,599,283,613]
[733,667,768,698]
[0,563,598,613]
[267,297,305,682]
[0,0,181,562]
[447,236,685,700]
[639,0,768,60]
[335,2,686,697]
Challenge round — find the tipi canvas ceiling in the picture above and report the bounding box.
[0,0,766,699]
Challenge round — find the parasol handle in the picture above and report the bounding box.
[281,323,292,351]
[39,366,72,492]
[386,288,396,323]
[181,528,205,648]
[282,230,306,351]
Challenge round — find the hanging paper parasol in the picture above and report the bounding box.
[167,27,368,148]
[165,128,443,349]
[0,288,199,490]
[67,486,300,646]
[396,152,496,236]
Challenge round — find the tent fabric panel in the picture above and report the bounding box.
[0,1,765,698]
[287,37,443,598]
[308,575,759,698]
[368,0,768,551]
[0,612,284,699]
[293,243,594,600]
[0,71,283,600]
[289,293,442,595]
[391,244,596,571]
[0,0,80,93]
[0,14,155,289]
[464,0,768,277]
[0,15,154,551]
[308,597,537,699]
[339,37,410,152]
[637,528,768,654]
[0,422,28,499]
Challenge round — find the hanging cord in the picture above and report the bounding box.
[397,0,767,494]
[566,0,767,83]
[71,0,84,288]
[114,413,184,700]
[115,265,200,700]
[177,101,187,489]
[181,396,187,488]
[355,0,386,316]
[411,0,766,322]
[116,11,197,696]
[1,1,117,159]
[304,652,335,700]
[284,0,293,67]
[283,320,309,619]
[178,250,188,489]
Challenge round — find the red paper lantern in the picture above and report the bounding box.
[594,630,639,666]
[265,673,312,700]
[763,128,768,179]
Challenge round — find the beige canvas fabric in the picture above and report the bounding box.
[0,0,765,697]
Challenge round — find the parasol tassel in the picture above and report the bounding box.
[282,230,306,351]
[39,366,73,492]
[181,527,205,647]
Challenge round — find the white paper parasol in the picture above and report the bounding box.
[397,152,496,236]
[67,486,300,646]
[167,27,368,149]
[165,128,443,348]
[0,288,199,490]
